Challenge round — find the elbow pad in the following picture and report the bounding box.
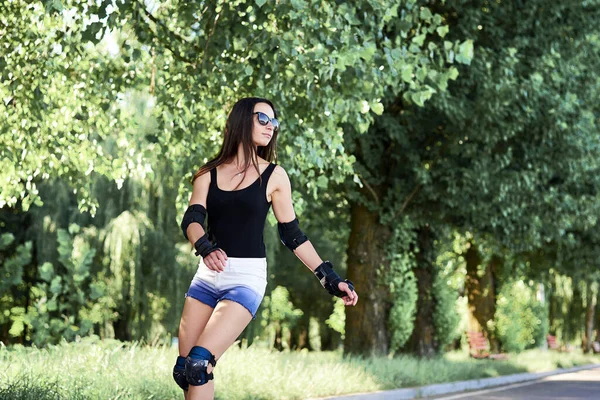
[181,204,207,240]
[277,218,309,251]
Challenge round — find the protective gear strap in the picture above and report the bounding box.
[314,261,355,298]
[181,204,207,240]
[185,346,217,386]
[278,218,309,251]
[172,355,188,391]
[193,234,220,257]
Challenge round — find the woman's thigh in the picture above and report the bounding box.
[196,299,253,359]
[178,297,215,357]
[187,300,253,399]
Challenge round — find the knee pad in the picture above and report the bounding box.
[173,355,188,391]
[185,346,217,386]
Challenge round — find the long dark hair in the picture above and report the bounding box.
[192,97,279,189]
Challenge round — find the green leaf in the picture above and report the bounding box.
[50,276,63,295]
[456,40,474,65]
[412,34,426,46]
[437,25,449,38]
[401,65,414,83]
[47,298,58,312]
[316,175,328,188]
[448,67,459,80]
[39,262,54,282]
[371,102,384,116]
[420,8,433,21]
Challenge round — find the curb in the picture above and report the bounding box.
[309,363,600,400]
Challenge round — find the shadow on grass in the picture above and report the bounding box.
[0,377,87,400]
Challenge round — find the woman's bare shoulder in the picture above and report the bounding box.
[270,164,291,190]
[193,168,212,187]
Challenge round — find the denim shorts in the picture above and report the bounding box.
[185,257,267,319]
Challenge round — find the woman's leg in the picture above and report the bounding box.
[187,300,253,400]
[179,297,215,357]
[178,297,215,399]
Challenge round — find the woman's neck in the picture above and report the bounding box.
[232,146,259,169]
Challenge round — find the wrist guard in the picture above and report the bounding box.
[193,234,220,257]
[314,261,354,298]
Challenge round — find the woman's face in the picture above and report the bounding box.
[252,102,277,147]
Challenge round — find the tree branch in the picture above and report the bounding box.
[361,176,380,205]
[401,184,421,213]
[200,10,221,69]
[135,0,202,65]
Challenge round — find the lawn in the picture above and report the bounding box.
[1,337,599,400]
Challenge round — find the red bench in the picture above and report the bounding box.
[547,334,560,350]
[467,331,509,360]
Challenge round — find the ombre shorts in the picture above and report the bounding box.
[185,257,267,319]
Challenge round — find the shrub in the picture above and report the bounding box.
[495,280,549,352]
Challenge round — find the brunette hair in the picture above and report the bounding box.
[191,97,279,189]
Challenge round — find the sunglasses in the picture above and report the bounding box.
[253,112,280,131]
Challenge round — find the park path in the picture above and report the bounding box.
[310,364,600,400]
[432,366,600,399]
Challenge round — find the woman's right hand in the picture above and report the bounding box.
[203,249,228,272]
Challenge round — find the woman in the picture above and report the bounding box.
[174,97,358,400]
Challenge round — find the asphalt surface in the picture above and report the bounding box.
[431,366,600,400]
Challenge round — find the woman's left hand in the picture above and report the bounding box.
[337,281,358,306]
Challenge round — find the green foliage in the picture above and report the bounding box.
[23,224,116,346]
[547,272,590,344]
[2,0,598,357]
[495,280,549,353]
[2,0,471,214]
[0,234,30,293]
[385,219,419,350]
[0,234,32,341]
[260,286,304,350]
[325,298,346,337]
[0,1,150,213]
[432,271,461,350]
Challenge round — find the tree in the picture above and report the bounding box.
[344,0,600,355]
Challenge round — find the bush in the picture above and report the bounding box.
[495,280,549,353]
[433,271,461,350]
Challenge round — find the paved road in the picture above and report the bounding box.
[432,366,600,400]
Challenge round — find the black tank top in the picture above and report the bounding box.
[206,163,277,258]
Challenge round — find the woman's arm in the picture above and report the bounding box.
[184,172,210,244]
[183,171,227,271]
[270,166,323,270]
[270,166,358,306]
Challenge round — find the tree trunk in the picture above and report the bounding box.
[583,282,597,353]
[596,289,600,343]
[274,323,283,351]
[344,200,392,356]
[405,225,437,357]
[464,244,499,351]
[290,314,310,350]
[319,321,331,350]
[113,314,132,342]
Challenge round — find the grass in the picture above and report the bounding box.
[1,337,599,400]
